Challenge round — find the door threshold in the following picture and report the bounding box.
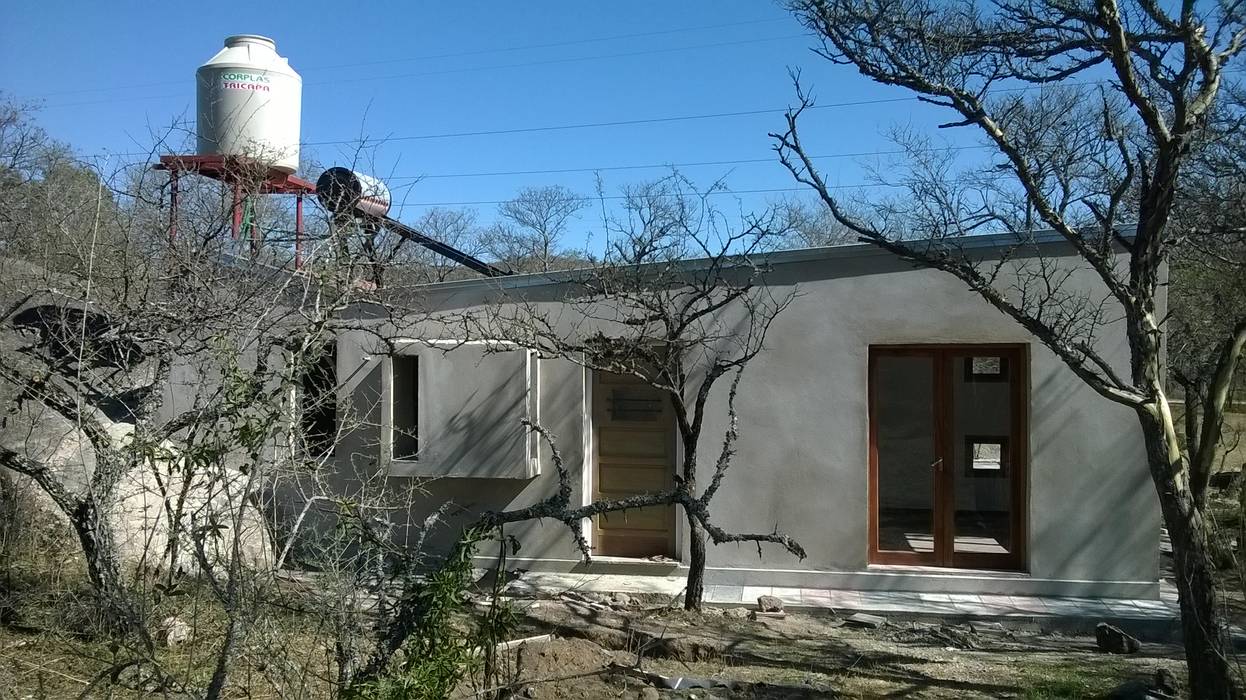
[573,556,682,574]
[591,555,680,567]
[867,564,1029,578]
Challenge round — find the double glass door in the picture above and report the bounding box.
[869,346,1026,570]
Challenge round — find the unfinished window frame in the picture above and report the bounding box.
[298,341,338,460]
[383,339,540,478]
[390,352,420,462]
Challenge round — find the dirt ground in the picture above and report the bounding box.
[455,593,1188,699]
[0,551,1204,699]
[0,590,1184,699]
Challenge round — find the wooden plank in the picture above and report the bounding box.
[592,368,676,558]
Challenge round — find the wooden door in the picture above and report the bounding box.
[869,345,1027,570]
[592,370,676,558]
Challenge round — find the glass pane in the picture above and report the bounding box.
[875,355,936,554]
[953,357,1013,554]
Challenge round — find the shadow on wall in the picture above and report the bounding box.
[1029,366,1158,588]
[268,356,591,569]
[400,360,588,560]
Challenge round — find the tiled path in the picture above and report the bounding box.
[504,572,1179,621]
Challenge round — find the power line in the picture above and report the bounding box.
[68,75,1118,161]
[311,34,805,87]
[303,17,790,71]
[37,34,802,110]
[388,183,902,209]
[73,75,1117,160]
[303,96,910,146]
[394,145,989,181]
[70,95,915,159]
[24,16,790,99]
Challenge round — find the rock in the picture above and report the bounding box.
[1095,622,1141,654]
[521,685,537,698]
[1,419,272,572]
[1104,669,1179,699]
[158,616,192,647]
[933,624,976,650]
[1012,621,1043,636]
[637,687,661,700]
[844,612,887,629]
[1209,470,1242,491]
[748,610,787,620]
[756,595,784,612]
[610,592,634,608]
[1151,669,1179,697]
[968,620,1005,634]
[724,607,750,619]
[632,629,728,661]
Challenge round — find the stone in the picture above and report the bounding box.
[968,620,1006,634]
[1,419,272,572]
[748,611,787,620]
[628,628,728,662]
[724,607,750,619]
[844,612,887,629]
[933,624,976,650]
[1095,622,1141,654]
[1209,470,1242,491]
[756,595,784,612]
[521,685,537,698]
[611,592,634,607]
[158,616,192,647]
[637,688,660,700]
[1104,669,1179,699]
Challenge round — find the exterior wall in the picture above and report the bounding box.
[327,239,1161,598]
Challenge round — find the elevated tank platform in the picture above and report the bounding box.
[155,154,315,266]
[155,154,315,195]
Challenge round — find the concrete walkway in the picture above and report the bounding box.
[503,572,1179,622]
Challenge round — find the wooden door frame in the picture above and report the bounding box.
[588,368,679,559]
[867,344,1028,571]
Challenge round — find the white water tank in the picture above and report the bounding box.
[196,35,301,173]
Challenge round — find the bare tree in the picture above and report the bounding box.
[776,197,856,249]
[0,100,558,698]
[399,206,488,283]
[773,0,1246,694]
[449,178,806,610]
[481,185,588,272]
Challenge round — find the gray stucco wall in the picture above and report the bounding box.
[321,239,1160,598]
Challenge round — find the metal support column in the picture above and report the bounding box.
[168,170,179,242]
[295,194,304,270]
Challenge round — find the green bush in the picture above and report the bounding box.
[346,526,517,700]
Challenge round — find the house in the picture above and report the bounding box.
[319,231,1159,600]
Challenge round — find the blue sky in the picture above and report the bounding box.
[1,1,974,247]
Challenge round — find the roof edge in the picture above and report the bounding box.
[393,229,1099,295]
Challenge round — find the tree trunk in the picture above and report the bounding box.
[684,509,706,610]
[70,499,140,635]
[205,612,241,699]
[1140,411,1239,699]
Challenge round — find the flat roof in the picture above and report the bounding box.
[394,229,1078,295]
